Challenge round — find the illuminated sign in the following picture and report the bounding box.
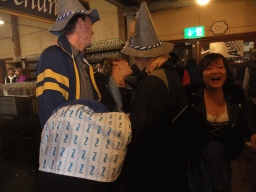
[184,26,205,39]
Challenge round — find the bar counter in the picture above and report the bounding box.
[0,94,41,165]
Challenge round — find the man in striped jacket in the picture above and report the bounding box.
[36,0,115,128]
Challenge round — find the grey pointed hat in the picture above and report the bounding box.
[121,2,174,58]
[49,0,100,36]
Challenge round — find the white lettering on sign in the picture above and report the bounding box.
[14,0,23,5]
[48,0,56,15]
[38,0,45,12]
[1,0,57,16]
[32,0,36,9]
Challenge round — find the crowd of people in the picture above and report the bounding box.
[5,67,27,83]
[34,0,256,191]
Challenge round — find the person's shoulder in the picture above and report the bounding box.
[38,45,71,72]
[137,74,168,93]
[41,45,65,58]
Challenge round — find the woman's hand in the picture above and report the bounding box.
[250,133,256,150]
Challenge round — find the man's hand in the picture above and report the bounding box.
[145,55,169,73]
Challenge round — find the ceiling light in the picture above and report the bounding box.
[197,0,210,5]
[0,20,4,25]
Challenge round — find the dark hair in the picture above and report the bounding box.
[101,58,125,76]
[199,53,234,85]
[62,14,89,36]
[7,67,15,72]
[169,52,180,65]
[198,53,228,75]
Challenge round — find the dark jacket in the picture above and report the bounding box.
[123,59,188,191]
[181,81,256,161]
[94,72,118,112]
[5,75,17,83]
[36,35,116,128]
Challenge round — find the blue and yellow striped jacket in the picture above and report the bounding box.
[36,35,101,128]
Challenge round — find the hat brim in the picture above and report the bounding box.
[120,42,175,58]
[49,9,100,36]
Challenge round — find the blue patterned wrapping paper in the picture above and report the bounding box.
[39,104,131,182]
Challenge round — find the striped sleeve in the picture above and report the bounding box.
[37,69,69,100]
[36,46,70,128]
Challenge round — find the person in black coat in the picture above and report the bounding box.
[178,53,256,192]
[120,3,189,191]
[124,56,188,191]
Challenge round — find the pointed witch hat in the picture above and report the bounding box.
[121,2,174,58]
[49,0,100,36]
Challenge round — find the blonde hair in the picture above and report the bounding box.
[16,68,26,77]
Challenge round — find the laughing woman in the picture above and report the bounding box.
[183,53,256,192]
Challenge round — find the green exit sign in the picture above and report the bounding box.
[184,26,205,39]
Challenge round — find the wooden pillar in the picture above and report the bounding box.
[196,41,200,65]
[118,8,126,42]
[0,60,6,84]
[10,15,21,57]
[126,10,137,65]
